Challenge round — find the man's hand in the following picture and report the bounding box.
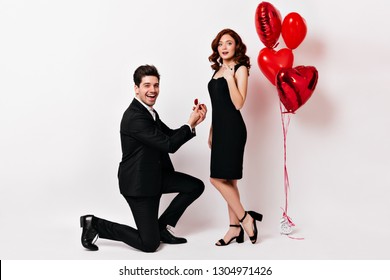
[188,99,207,129]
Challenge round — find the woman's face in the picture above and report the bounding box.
[218,34,236,61]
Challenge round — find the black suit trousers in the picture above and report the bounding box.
[95,171,204,252]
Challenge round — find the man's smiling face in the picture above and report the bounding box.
[135,75,160,107]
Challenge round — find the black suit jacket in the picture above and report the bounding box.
[118,98,195,196]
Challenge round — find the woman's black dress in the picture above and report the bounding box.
[208,64,247,179]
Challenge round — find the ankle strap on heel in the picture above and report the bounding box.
[239,211,247,223]
[229,224,241,228]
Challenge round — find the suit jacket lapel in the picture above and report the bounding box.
[132,98,155,122]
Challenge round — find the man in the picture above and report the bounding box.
[80,65,207,252]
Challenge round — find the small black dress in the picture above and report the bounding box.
[208,64,247,179]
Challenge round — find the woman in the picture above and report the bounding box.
[208,29,263,246]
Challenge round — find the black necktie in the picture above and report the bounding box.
[153,109,161,129]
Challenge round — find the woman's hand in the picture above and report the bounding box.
[221,64,235,81]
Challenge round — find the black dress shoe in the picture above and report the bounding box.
[160,227,187,244]
[80,215,99,251]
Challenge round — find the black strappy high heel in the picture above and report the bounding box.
[215,224,244,246]
[240,211,263,244]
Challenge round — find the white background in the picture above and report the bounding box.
[1,0,390,260]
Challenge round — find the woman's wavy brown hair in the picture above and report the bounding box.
[208,28,251,73]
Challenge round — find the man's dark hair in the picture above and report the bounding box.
[133,65,160,86]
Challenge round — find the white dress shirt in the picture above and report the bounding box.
[135,96,156,120]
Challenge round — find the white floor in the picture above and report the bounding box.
[2,180,390,279]
[1,199,389,260]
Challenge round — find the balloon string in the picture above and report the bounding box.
[287,235,305,240]
[281,207,295,226]
[280,102,291,217]
[279,103,304,240]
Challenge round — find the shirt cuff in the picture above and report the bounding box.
[185,124,196,134]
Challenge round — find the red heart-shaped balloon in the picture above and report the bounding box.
[258,47,294,85]
[276,66,318,113]
[255,2,282,48]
